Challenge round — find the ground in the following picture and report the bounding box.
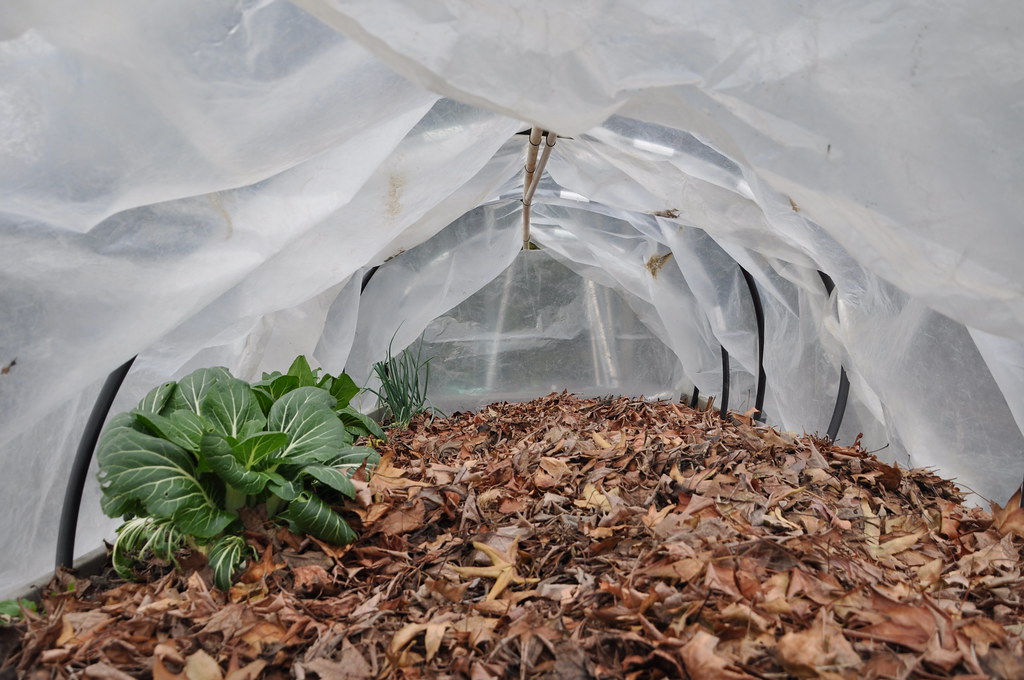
[6,393,1024,679]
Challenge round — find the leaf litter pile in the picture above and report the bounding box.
[7,393,1024,679]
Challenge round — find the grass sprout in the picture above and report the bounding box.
[369,336,435,428]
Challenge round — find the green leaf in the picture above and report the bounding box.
[0,599,37,621]
[138,381,176,414]
[202,378,265,438]
[97,428,233,537]
[100,411,145,442]
[268,388,347,464]
[337,405,386,440]
[238,418,268,440]
[272,385,337,416]
[133,410,208,452]
[101,494,144,521]
[172,500,236,539]
[171,410,212,449]
[252,374,300,414]
[98,413,151,518]
[111,517,186,580]
[169,367,232,415]
[287,355,318,387]
[329,374,360,409]
[202,434,267,495]
[303,465,356,498]
[229,431,288,468]
[208,535,249,591]
[268,476,303,502]
[282,492,356,545]
[319,445,380,469]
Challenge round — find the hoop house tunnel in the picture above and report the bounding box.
[1,1,1023,595]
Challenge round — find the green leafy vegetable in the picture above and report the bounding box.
[98,357,380,590]
[208,535,252,591]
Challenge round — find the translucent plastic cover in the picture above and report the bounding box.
[2,0,1023,593]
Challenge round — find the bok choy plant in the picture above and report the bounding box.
[97,356,384,589]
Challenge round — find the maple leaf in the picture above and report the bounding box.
[990,486,1024,537]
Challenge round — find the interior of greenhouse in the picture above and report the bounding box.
[2,0,1022,612]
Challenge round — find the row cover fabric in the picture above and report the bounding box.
[1,0,1022,593]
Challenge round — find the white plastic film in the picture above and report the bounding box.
[300,0,1024,338]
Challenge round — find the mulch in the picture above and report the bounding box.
[5,392,1023,679]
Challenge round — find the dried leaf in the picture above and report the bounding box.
[538,456,570,481]
[292,564,332,592]
[575,482,612,512]
[872,530,925,559]
[681,631,759,679]
[239,620,289,652]
[855,595,938,652]
[302,650,373,680]
[374,498,426,536]
[980,648,1024,678]
[990,486,1024,537]
[56,611,111,646]
[83,663,138,680]
[642,558,704,582]
[223,659,266,680]
[12,393,1022,680]
[424,622,449,662]
[452,615,499,647]
[776,616,861,676]
[239,544,285,583]
[184,649,223,680]
[917,557,944,587]
[389,622,428,663]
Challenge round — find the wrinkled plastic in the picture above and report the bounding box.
[3,1,1024,593]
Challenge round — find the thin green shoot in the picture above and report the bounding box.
[369,335,436,428]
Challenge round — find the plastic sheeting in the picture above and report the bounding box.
[2,1,1024,593]
[415,249,687,412]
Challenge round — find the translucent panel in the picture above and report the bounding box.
[346,201,523,392]
[420,250,687,412]
[836,280,1024,503]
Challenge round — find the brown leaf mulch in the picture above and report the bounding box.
[6,393,1024,679]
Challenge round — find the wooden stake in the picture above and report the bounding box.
[523,129,556,249]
